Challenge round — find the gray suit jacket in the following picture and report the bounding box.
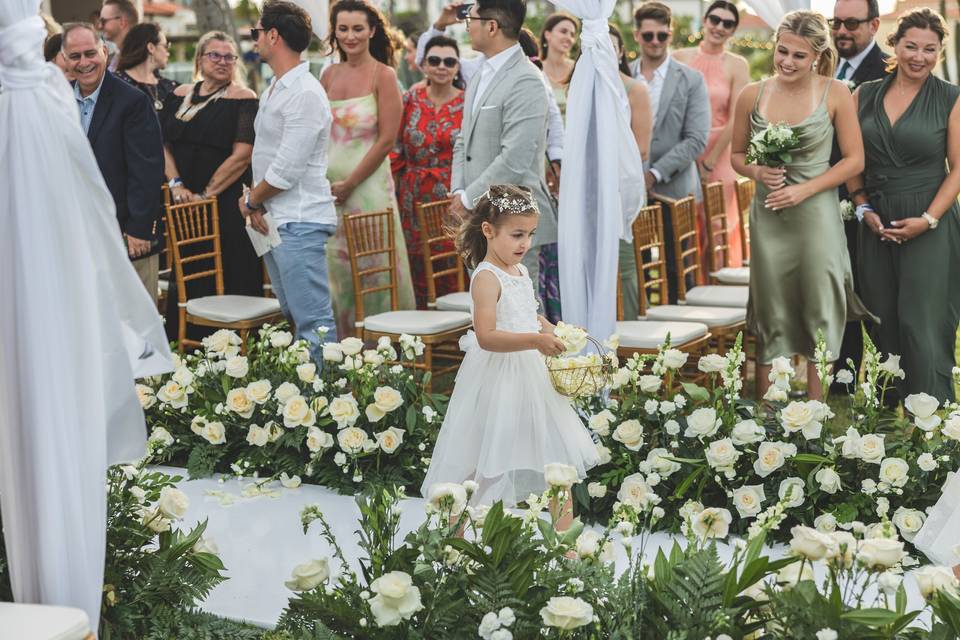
[632,58,711,201]
[452,48,558,245]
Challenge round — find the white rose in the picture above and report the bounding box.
[587,482,607,498]
[427,483,467,515]
[815,468,842,494]
[363,349,386,367]
[859,433,885,464]
[778,477,806,508]
[588,410,615,437]
[731,419,765,445]
[246,380,272,405]
[245,424,270,447]
[337,426,369,454]
[915,566,959,599]
[329,394,361,428]
[333,452,346,465]
[539,596,594,630]
[270,330,293,348]
[691,507,732,540]
[664,419,680,436]
[662,349,688,370]
[612,419,645,451]
[943,414,960,441]
[858,538,906,570]
[284,558,330,591]
[789,525,837,561]
[202,421,226,445]
[679,500,705,522]
[224,355,249,378]
[544,462,580,489]
[226,388,256,418]
[366,386,404,422]
[136,384,157,410]
[322,343,344,362]
[305,426,333,452]
[190,415,207,435]
[732,484,766,518]
[157,380,189,409]
[148,426,174,448]
[203,328,241,357]
[835,369,854,385]
[753,441,787,478]
[814,513,838,533]
[892,506,926,542]
[283,395,317,428]
[157,486,189,520]
[646,448,681,476]
[705,438,741,472]
[575,530,603,558]
[141,506,171,533]
[296,363,317,383]
[638,375,661,393]
[905,393,941,431]
[618,473,654,509]
[369,571,424,627]
[684,408,720,439]
[610,368,631,390]
[274,381,300,404]
[918,452,938,471]
[879,457,910,488]
[780,401,822,439]
[339,337,364,356]
[698,353,727,373]
[377,427,405,454]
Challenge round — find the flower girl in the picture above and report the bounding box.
[421,185,600,527]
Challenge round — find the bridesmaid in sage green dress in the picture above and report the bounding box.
[731,11,872,400]
[847,8,960,402]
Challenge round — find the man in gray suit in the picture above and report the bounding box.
[631,1,710,303]
[450,0,556,284]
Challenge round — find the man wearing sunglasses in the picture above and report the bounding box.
[631,1,710,303]
[98,0,138,72]
[829,0,888,397]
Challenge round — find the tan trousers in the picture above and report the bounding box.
[133,254,159,305]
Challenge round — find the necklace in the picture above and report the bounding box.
[145,83,163,111]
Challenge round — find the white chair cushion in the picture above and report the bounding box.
[158,279,169,292]
[616,320,709,349]
[364,310,471,335]
[186,295,282,323]
[644,304,746,327]
[684,285,749,308]
[435,291,471,312]
[711,267,750,285]
[0,603,90,640]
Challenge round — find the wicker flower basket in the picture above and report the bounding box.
[546,336,616,398]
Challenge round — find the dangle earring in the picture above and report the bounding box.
[812,61,818,73]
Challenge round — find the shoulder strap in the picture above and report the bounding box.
[753,79,766,109]
[818,76,832,106]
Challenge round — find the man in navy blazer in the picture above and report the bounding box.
[63,23,164,302]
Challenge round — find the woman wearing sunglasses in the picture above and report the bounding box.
[392,35,465,308]
[674,0,750,268]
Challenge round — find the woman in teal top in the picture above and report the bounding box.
[848,8,960,402]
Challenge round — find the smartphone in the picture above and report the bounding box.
[456,3,473,20]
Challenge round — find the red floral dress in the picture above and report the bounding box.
[392,86,464,308]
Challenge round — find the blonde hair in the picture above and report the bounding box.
[456,185,539,269]
[193,31,247,87]
[776,10,836,77]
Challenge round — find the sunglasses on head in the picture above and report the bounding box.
[640,31,670,43]
[426,55,458,69]
[706,14,737,30]
[830,17,871,31]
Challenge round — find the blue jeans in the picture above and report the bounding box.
[264,222,337,364]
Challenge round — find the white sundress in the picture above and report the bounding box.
[420,261,601,507]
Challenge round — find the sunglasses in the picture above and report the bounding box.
[706,14,737,30]
[426,55,458,69]
[97,15,121,27]
[250,26,263,40]
[830,17,871,31]
[640,31,670,43]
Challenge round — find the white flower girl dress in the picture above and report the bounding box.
[421,261,600,506]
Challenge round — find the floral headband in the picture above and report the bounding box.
[476,188,539,215]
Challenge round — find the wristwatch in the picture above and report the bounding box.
[922,212,939,229]
[245,193,264,212]
[168,177,184,189]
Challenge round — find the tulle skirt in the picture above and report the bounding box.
[421,342,601,507]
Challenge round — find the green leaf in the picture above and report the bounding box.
[840,607,902,627]
[680,382,710,404]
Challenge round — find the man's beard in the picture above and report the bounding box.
[834,37,860,59]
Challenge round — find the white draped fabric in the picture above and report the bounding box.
[741,0,812,30]
[556,0,645,343]
[0,1,172,629]
[292,0,330,39]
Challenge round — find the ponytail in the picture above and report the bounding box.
[817,46,836,77]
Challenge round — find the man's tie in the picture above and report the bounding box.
[837,60,853,81]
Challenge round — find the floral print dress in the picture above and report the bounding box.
[392,86,464,308]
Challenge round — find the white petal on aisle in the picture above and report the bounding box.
[556,0,645,343]
[0,0,172,627]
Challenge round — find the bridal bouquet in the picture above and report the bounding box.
[747,122,801,167]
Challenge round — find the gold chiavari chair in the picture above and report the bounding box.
[703,180,750,286]
[735,177,755,264]
[415,198,469,312]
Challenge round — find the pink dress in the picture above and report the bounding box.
[689,45,743,267]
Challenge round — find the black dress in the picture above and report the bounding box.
[116,71,178,112]
[161,84,263,339]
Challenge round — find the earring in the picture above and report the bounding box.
[812,61,818,72]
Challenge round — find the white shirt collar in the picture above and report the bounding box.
[840,40,877,74]
[271,61,310,92]
[483,43,521,73]
[74,71,106,102]
[640,52,671,80]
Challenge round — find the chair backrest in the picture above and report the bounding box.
[702,180,730,272]
[735,177,754,261]
[664,194,700,301]
[343,209,399,327]
[415,198,465,306]
[630,203,669,316]
[165,198,224,305]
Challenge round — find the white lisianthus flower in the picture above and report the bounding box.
[399,333,425,359]
[140,506,171,533]
[731,419,765,445]
[284,558,330,591]
[427,483,468,515]
[202,420,226,445]
[878,570,903,596]
[858,538,907,570]
[691,507,732,540]
[835,369,854,385]
[638,375,661,393]
[587,482,607,498]
[679,500,705,522]
[225,388,256,419]
[777,561,814,587]
[918,452,938,471]
[826,531,857,568]
[136,384,157,409]
[306,426,334,453]
[943,414,960,441]
[328,393,361,428]
[574,530,603,559]
[280,472,302,488]
[595,443,612,465]
[768,356,795,389]
[245,423,270,447]
[646,448,681,476]
[333,452,346,465]
[661,349,688,370]
[815,467,842,494]
[363,349,386,367]
[467,504,490,527]
[337,426,369,454]
[859,433,885,464]
[879,354,906,379]
[612,419,645,451]
[814,513,838,532]
[224,355,249,378]
[705,438,741,473]
[664,419,681,436]
[422,405,436,424]
[816,629,839,640]
[915,566,960,599]
[283,395,317,428]
[610,368,631,390]
[789,525,837,561]
[544,462,580,489]
[479,612,500,638]
[192,536,219,555]
[732,484,766,518]
[892,506,926,542]
[270,330,293,348]
[778,477,806,508]
[618,473,655,509]
[148,426,174,448]
[879,457,910,487]
[905,393,942,431]
[539,596,594,630]
[684,408,721,439]
[157,486,189,520]
[157,380,189,409]
[365,386,404,422]
[376,427,405,454]
[698,353,727,373]
[588,410,615,436]
[274,381,300,404]
[246,379,272,405]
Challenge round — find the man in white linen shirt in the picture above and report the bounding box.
[239,0,339,360]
